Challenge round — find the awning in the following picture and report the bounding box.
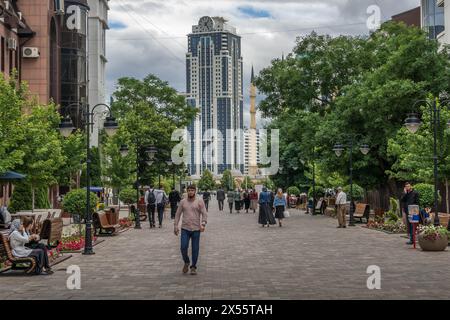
[84,187,103,193]
[0,171,26,181]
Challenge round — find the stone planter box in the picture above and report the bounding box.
[418,233,448,251]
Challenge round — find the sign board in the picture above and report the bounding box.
[408,205,420,223]
[255,185,263,194]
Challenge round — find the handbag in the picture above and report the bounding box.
[284,210,290,218]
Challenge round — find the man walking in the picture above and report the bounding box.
[202,189,211,212]
[146,186,156,228]
[174,184,207,275]
[169,187,181,219]
[154,185,168,228]
[335,187,347,228]
[400,182,419,245]
[216,187,225,211]
[227,189,234,213]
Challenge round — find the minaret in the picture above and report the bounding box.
[249,66,258,177]
[250,66,257,130]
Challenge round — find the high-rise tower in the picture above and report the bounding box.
[186,16,244,177]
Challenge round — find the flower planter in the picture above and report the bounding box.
[418,233,448,251]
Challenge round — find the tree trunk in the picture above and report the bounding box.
[31,186,35,212]
[446,178,449,214]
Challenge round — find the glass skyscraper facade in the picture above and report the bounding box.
[186,16,244,176]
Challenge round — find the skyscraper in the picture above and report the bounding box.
[186,16,244,177]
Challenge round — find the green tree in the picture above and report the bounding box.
[81,146,102,187]
[17,103,65,209]
[256,22,450,197]
[58,131,85,189]
[106,74,197,197]
[241,176,255,190]
[220,170,235,191]
[198,169,215,191]
[0,73,25,174]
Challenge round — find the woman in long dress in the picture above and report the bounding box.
[234,189,242,213]
[258,187,276,227]
[243,190,251,213]
[274,188,287,227]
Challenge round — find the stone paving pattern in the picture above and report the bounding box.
[1,200,450,300]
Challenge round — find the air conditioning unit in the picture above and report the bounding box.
[7,38,17,50]
[54,0,64,15]
[23,47,40,58]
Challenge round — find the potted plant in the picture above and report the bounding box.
[418,225,449,251]
[62,189,98,235]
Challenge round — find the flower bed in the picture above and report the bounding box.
[119,217,133,228]
[418,225,449,241]
[366,220,407,234]
[57,235,99,252]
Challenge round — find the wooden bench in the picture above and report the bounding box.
[39,218,63,248]
[0,233,36,274]
[93,212,119,236]
[354,203,370,223]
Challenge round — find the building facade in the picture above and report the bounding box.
[186,16,244,177]
[18,0,63,106]
[87,0,109,147]
[243,129,260,176]
[392,7,421,27]
[421,0,446,41]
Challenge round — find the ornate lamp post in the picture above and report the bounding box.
[332,135,370,227]
[404,97,450,227]
[59,103,119,255]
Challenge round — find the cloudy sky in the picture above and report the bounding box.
[106,0,420,127]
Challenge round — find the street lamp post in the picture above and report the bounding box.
[404,97,450,227]
[59,103,119,255]
[120,144,157,229]
[332,135,370,227]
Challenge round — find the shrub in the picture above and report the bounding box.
[287,186,300,195]
[62,189,98,220]
[308,186,325,198]
[343,184,365,201]
[119,188,136,205]
[9,182,50,213]
[414,183,441,208]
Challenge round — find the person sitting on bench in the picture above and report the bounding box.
[8,218,53,275]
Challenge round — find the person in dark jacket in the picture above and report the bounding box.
[169,187,182,219]
[216,188,225,211]
[202,190,211,211]
[400,182,420,245]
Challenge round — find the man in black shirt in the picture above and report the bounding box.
[216,188,225,211]
[169,187,181,219]
[400,182,419,245]
[202,190,211,212]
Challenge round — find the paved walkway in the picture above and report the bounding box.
[1,200,450,300]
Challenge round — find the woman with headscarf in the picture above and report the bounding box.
[258,187,276,227]
[234,188,242,213]
[274,188,287,227]
[9,218,53,275]
[243,189,251,213]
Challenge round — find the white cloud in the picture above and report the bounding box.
[106,0,420,128]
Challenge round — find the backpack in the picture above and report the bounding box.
[147,190,156,205]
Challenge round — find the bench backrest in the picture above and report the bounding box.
[355,203,369,216]
[0,233,14,261]
[98,212,111,227]
[49,218,63,245]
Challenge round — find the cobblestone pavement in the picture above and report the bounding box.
[1,199,450,300]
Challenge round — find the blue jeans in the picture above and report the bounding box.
[181,229,201,268]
